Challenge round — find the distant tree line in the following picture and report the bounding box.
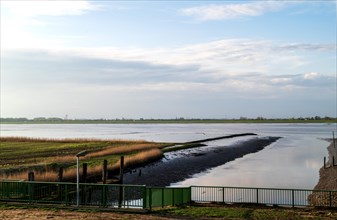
[0,116,336,123]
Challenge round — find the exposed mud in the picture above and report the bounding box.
[123,136,281,186]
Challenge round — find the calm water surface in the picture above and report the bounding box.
[1,123,336,189]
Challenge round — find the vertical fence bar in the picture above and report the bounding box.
[28,182,33,204]
[256,188,259,204]
[142,186,147,209]
[161,188,164,208]
[149,188,152,211]
[291,189,295,208]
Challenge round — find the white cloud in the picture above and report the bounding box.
[303,72,320,80]
[180,1,288,21]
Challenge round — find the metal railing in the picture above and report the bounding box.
[145,187,191,209]
[191,186,337,208]
[1,180,336,209]
[0,180,146,208]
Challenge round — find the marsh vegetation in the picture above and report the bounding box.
[0,137,170,181]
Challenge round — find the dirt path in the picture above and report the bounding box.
[0,208,175,220]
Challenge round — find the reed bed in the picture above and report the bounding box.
[2,149,163,181]
[0,136,147,144]
[86,143,162,158]
[1,137,167,182]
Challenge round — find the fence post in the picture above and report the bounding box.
[256,188,259,204]
[101,185,107,207]
[28,182,33,204]
[64,184,69,205]
[291,189,295,208]
[118,156,124,208]
[222,187,225,204]
[142,186,147,209]
[149,188,152,211]
[162,188,164,208]
[324,157,326,168]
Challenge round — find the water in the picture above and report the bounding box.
[1,123,336,189]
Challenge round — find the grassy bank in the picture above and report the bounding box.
[0,137,170,181]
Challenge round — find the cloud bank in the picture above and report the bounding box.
[180,1,288,21]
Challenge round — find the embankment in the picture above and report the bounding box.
[313,140,337,190]
[123,136,280,186]
[308,140,337,207]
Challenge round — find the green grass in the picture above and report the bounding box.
[0,140,127,169]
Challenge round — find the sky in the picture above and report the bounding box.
[0,0,336,119]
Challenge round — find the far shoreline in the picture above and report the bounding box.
[1,118,336,124]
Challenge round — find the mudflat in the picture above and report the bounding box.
[123,136,280,186]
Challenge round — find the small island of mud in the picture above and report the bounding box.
[123,136,281,186]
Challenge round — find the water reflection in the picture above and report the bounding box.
[1,123,336,189]
[172,137,331,189]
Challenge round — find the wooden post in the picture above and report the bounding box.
[324,157,326,169]
[333,131,336,148]
[58,167,64,182]
[82,163,87,183]
[118,156,124,208]
[28,171,35,181]
[102,160,107,184]
[119,156,124,184]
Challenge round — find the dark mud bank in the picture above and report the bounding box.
[123,136,281,186]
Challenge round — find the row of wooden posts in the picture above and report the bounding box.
[28,156,125,183]
[323,131,336,169]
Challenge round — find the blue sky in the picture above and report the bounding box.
[1,1,336,119]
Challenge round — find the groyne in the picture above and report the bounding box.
[123,136,280,186]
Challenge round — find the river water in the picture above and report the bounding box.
[1,123,336,189]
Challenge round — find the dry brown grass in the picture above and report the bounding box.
[86,143,162,158]
[3,149,163,182]
[0,136,148,144]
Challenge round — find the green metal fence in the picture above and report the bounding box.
[1,181,336,209]
[0,180,146,208]
[0,180,191,209]
[191,186,337,208]
[145,187,191,209]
